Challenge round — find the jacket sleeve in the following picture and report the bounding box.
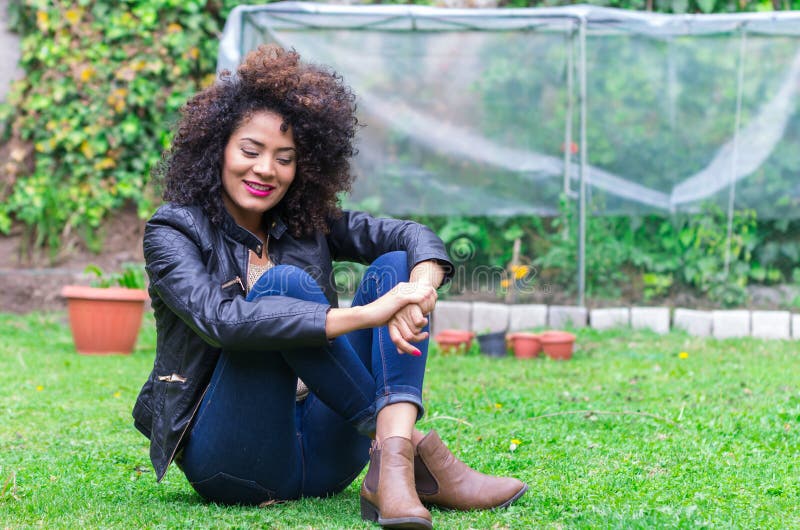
[326,210,454,283]
[143,206,330,351]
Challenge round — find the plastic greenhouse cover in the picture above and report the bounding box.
[218,3,800,218]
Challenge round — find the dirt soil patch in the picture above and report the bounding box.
[0,205,145,314]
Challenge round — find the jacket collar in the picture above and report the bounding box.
[218,208,288,258]
[269,216,288,240]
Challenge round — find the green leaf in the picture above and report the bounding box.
[672,0,689,13]
[695,0,715,12]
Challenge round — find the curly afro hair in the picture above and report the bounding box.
[156,45,358,237]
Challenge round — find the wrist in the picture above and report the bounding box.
[409,260,445,289]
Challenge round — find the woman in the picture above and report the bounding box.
[132,45,526,529]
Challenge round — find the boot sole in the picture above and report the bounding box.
[498,482,529,509]
[360,497,433,530]
[420,482,529,511]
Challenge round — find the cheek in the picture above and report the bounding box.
[279,166,297,187]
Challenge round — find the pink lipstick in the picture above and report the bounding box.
[244,180,274,197]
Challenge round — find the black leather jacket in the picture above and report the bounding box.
[132,203,452,481]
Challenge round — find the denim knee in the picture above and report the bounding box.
[246,264,328,304]
[367,251,410,283]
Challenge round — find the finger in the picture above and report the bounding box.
[406,330,429,343]
[408,305,428,329]
[395,317,421,343]
[388,323,410,354]
[389,319,422,355]
[394,332,418,355]
[396,338,417,355]
[418,290,438,315]
[394,312,428,343]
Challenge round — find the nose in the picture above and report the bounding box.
[252,159,275,177]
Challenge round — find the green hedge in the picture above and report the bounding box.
[0,0,258,251]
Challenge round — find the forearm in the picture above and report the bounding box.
[325,306,372,339]
[409,260,445,289]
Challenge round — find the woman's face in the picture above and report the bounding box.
[221,110,296,234]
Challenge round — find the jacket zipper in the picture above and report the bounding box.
[157,373,187,384]
[221,276,245,293]
[159,383,209,482]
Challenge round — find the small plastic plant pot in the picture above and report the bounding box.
[434,329,475,355]
[539,330,576,361]
[506,332,541,359]
[477,331,507,357]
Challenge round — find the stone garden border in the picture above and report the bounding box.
[429,301,800,340]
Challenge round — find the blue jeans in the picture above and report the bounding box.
[178,251,429,505]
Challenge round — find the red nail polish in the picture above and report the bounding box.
[413,349,422,357]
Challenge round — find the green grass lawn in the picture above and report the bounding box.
[2,312,799,529]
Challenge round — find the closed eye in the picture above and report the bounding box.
[241,149,258,157]
[277,158,294,165]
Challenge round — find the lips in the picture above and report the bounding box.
[243,180,275,197]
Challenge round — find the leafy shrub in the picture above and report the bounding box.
[0,0,259,253]
[630,205,758,307]
[415,204,797,307]
[85,262,146,289]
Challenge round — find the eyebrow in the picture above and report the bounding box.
[240,137,296,152]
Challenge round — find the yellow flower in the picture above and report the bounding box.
[113,391,121,398]
[79,66,95,83]
[679,351,689,359]
[80,141,93,159]
[36,10,49,31]
[36,385,44,392]
[511,438,522,445]
[188,47,200,60]
[65,9,81,25]
[167,23,182,33]
[494,403,503,409]
[107,88,128,113]
[93,157,116,171]
[500,279,510,289]
[511,264,530,280]
[509,439,520,451]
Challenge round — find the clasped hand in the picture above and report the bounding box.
[370,281,438,356]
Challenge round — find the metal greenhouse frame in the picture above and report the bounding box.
[218,3,800,304]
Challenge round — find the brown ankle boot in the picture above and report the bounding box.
[360,436,433,530]
[414,430,528,511]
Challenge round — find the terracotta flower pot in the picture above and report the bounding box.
[539,330,576,361]
[506,332,541,359]
[61,285,149,355]
[434,329,475,355]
